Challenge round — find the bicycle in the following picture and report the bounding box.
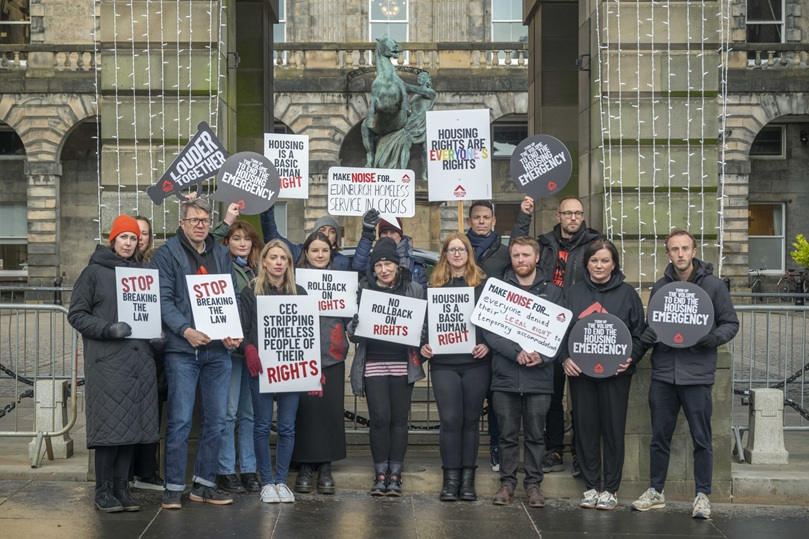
[776,268,808,302]
[748,268,765,298]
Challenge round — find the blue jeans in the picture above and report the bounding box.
[217,355,256,475]
[163,349,231,491]
[249,375,300,485]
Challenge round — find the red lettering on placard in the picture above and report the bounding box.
[265,361,319,384]
[437,330,469,346]
[373,324,409,337]
[121,275,155,292]
[193,279,229,298]
[351,172,376,183]
[506,291,533,309]
[281,176,302,189]
[318,299,346,311]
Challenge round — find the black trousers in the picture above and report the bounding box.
[545,360,568,454]
[95,444,135,482]
[432,364,490,469]
[569,374,632,493]
[365,375,414,464]
[493,391,551,489]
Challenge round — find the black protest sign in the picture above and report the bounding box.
[509,134,572,199]
[646,281,714,348]
[147,122,228,204]
[210,152,281,215]
[568,313,633,378]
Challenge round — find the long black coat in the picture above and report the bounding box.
[68,245,159,448]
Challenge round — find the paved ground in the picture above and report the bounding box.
[1,480,808,539]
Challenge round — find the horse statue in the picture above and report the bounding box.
[362,35,410,168]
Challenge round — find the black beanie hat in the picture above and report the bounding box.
[371,237,400,266]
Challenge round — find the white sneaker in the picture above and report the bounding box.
[260,484,280,503]
[631,488,666,511]
[275,483,295,503]
[596,491,618,510]
[692,493,711,520]
[579,488,600,509]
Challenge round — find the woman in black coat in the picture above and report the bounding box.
[68,215,160,513]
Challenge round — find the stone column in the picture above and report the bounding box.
[25,161,62,291]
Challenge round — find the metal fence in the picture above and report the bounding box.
[0,303,80,466]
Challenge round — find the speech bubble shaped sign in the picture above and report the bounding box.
[509,134,572,199]
[210,152,281,215]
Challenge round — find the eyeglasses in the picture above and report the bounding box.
[183,218,212,227]
[559,211,584,219]
[445,248,468,255]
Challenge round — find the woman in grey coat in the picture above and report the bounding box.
[68,215,159,513]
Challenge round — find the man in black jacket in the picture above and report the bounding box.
[465,197,532,472]
[630,229,739,520]
[483,237,565,509]
[529,196,600,476]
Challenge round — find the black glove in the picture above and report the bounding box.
[107,322,132,339]
[149,332,167,352]
[695,332,720,350]
[348,313,359,333]
[640,326,658,347]
[362,208,380,232]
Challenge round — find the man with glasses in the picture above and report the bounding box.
[526,196,599,477]
[151,198,242,509]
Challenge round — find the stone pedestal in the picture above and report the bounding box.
[28,380,74,460]
[743,388,789,464]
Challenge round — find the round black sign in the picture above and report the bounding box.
[211,151,281,215]
[646,281,714,348]
[567,313,633,378]
[509,134,572,199]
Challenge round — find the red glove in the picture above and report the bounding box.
[245,345,263,377]
[308,374,326,398]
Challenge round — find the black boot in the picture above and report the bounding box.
[370,462,388,496]
[439,468,461,501]
[294,464,314,493]
[459,467,477,501]
[317,462,336,494]
[113,478,141,512]
[387,462,403,497]
[94,481,123,513]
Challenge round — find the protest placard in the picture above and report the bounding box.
[427,288,475,354]
[426,109,492,201]
[567,313,633,378]
[327,167,415,218]
[264,133,309,199]
[509,134,572,199]
[471,278,572,357]
[147,121,228,204]
[185,274,243,340]
[646,281,714,348]
[295,268,358,317]
[354,289,427,347]
[210,152,281,215]
[256,295,322,393]
[115,267,162,339]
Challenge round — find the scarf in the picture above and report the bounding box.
[466,230,498,261]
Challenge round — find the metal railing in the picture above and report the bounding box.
[0,303,80,467]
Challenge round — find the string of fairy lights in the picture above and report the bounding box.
[96,1,224,240]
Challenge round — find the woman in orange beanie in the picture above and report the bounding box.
[68,215,160,513]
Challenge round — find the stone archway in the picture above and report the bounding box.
[721,92,809,285]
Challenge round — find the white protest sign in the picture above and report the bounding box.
[427,288,475,354]
[327,166,416,218]
[295,268,358,317]
[426,108,492,201]
[471,278,572,357]
[256,295,322,393]
[185,274,243,340]
[354,289,427,347]
[264,133,309,199]
[115,267,162,339]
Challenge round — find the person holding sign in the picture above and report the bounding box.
[240,239,307,505]
[352,212,429,288]
[260,205,351,270]
[631,229,739,520]
[420,233,489,502]
[68,215,159,513]
[150,198,242,510]
[348,237,426,497]
[291,231,350,495]
[484,237,565,509]
[208,208,263,494]
[561,238,646,511]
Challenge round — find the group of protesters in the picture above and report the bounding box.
[68,193,737,520]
